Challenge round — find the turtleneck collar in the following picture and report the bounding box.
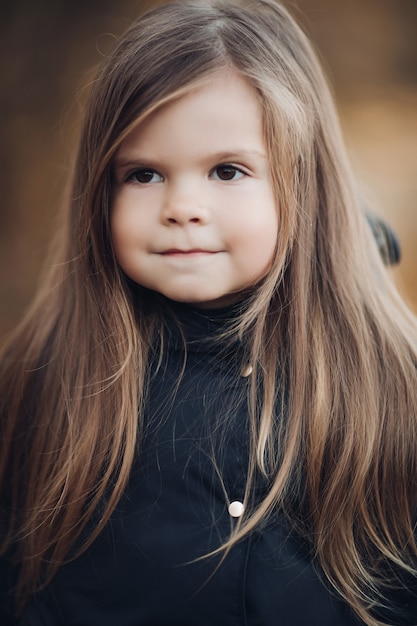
[160,298,248,353]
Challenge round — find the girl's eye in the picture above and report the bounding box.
[211,165,245,181]
[128,169,163,184]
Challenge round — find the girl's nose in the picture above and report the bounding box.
[160,184,209,226]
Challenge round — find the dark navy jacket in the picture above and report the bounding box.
[1,301,415,625]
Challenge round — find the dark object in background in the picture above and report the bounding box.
[367,214,401,265]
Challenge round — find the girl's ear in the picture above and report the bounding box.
[366,213,401,265]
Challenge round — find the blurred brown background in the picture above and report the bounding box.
[1,0,416,342]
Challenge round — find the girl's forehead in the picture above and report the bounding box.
[116,70,266,158]
[116,68,263,152]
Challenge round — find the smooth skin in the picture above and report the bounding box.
[111,70,278,309]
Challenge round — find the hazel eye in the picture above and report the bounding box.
[128,169,163,184]
[211,165,245,181]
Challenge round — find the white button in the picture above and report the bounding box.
[228,500,244,517]
[240,364,253,377]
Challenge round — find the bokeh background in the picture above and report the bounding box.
[1,0,416,342]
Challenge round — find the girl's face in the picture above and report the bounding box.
[111,70,278,309]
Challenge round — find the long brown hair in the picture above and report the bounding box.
[1,1,417,623]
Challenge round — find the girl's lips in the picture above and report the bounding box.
[159,249,218,256]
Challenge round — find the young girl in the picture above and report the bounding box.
[1,1,416,624]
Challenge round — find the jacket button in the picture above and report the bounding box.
[228,501,244,517]
[240,364,253,377]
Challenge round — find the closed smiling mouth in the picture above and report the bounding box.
[158,249,219,256]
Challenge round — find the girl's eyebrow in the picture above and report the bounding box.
[114,148,268,169]
[206,149,268,161]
